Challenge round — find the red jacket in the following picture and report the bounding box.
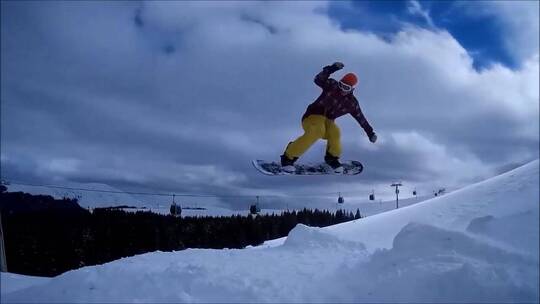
[302,65,374,137]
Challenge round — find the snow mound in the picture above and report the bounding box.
[325,222,538,302]
[466,211,539,258]
[283,224,366,251]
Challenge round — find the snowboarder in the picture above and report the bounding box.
[280,62,377,173]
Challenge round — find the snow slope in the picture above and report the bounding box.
[325,159,539,255]
[0,273,50,294]
[2,160,538,303]
[6,182,144,208]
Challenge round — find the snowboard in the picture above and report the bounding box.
[252,159,363,176]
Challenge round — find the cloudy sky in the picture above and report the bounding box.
[1,1,538,209]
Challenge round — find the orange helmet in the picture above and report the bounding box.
[340,73,358,86]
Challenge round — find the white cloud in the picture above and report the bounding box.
[490,1,539,64]
[407,0,435,28]
[39,158,81,175]
[472,55,539,127]
[172,164,247,187]
[390,131,493,182]
[1,1,538,206]
[457,1,539,64]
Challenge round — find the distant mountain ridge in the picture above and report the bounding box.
[6,182,143,208]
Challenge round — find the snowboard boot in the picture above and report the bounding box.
[280,153,298,173]
[325,152,344,173]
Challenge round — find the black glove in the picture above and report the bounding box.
[369,132,377,143]
[332,62,344,70]
[324,62,344,74]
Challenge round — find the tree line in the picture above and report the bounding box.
[0,188,361,277]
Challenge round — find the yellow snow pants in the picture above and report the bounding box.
[284,115,341,159]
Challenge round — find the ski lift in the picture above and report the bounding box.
[434,188,445,197]
[369,190,375,201]
[250,196,261,214]
[338,193,344,204]
[170,202,182,216]
[249,204,260,214]
[169,194,182,217]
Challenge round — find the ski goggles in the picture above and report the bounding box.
[338,81,353,92]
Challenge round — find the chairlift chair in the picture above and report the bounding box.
[250,204,260,214]
[338,193,344,204]
[170,194,181,216]
[170,202,182,216]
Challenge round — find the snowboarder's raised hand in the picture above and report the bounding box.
[369,132,377,143]
[332,62,344,70]
[322,62,344,75]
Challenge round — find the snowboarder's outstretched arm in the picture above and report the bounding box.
[314,62,344,89]
[351,96,377,143]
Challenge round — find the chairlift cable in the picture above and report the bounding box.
[4,180,364,199]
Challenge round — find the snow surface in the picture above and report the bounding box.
[0,273,50,294]
[6,182,144,209]
[2,160,538,302]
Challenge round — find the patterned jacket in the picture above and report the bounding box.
[302,65,374,137]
